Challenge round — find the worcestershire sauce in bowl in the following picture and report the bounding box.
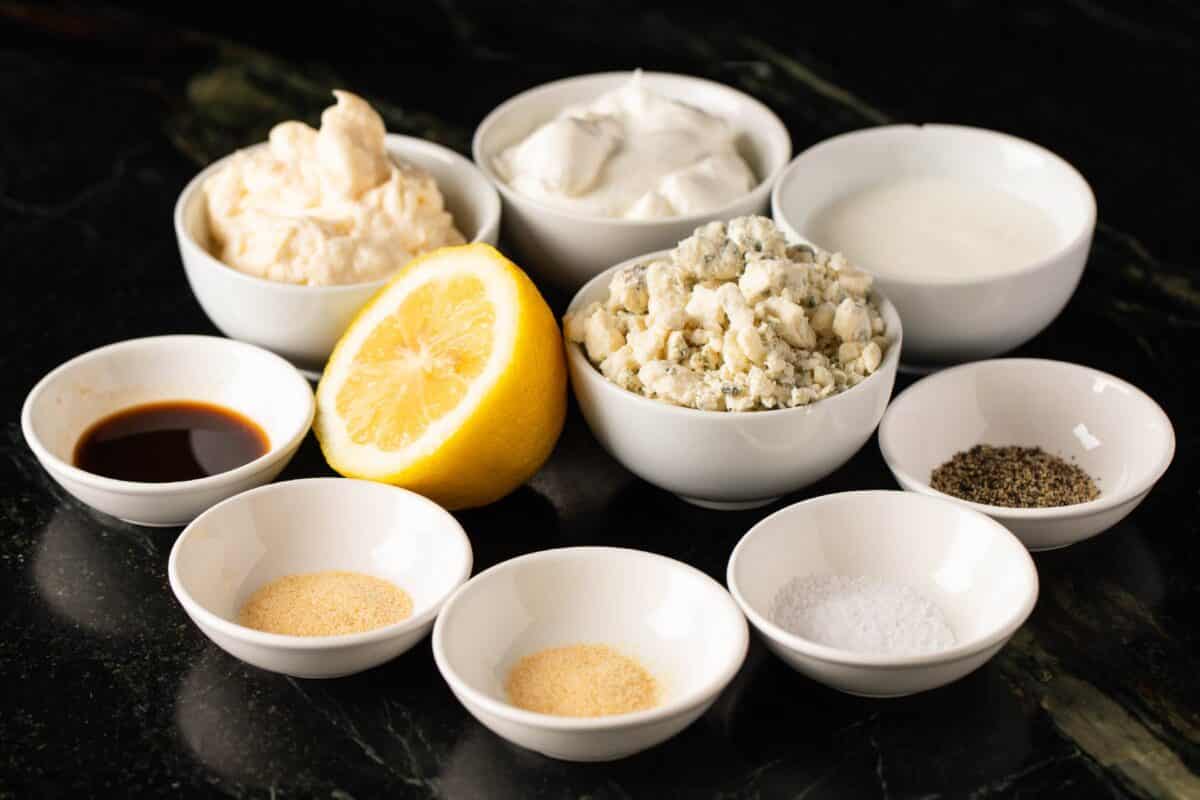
[74,401,269,483]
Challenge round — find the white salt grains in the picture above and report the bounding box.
[768,574,957,656]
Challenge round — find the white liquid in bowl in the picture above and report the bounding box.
[807,176,1062,282]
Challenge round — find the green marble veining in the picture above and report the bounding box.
[1001,631,1200,799]
[168,42,470,167]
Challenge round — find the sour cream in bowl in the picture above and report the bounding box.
[474,71,791,289]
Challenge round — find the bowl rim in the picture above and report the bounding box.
[431,545,750,731]
[878,357,1176,520]
[471,70,793,228]
[563,249,903,419]
[20,334,315,497]
[167,477,474,649]
[771,123,1098,289]
[173,133,502,293]
[726,489,1040,669]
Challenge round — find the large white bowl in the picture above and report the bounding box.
[21,335,314,527]
[727,490,1038,697]
[176,134,501,377]
[432,547,748,761]
[878,358,1175,551]
[564,251,902,509]
[169,478,473,679]
[473,71,792,290]
[772,124,1096,366]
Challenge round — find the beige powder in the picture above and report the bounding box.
[237,570,413,636]
[505,643,659,717]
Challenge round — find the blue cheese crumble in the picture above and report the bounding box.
[564,216,889,411]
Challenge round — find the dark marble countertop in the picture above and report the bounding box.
[2,2,1198,797]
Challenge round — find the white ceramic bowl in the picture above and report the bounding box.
[771,124,1096,366]
[472,71,792,290]
[878,358,1175,551]
[176,134,501,377]
[727,490,1038,697]
[169,478,473,679]
[565,251,902,509]
[21,335,314,527]
[432,546,748,761]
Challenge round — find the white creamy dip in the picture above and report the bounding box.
[493,73,757,220]
[204,91,464,286]
[806,176,1062,282]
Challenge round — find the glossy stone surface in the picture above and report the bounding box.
[2,3,1197,797]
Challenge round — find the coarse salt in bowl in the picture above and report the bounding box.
[727,490,1038,697]
[169,478,473,679]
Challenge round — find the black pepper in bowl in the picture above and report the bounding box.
[930,444,1100,508]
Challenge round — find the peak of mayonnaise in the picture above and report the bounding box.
[204,91,464,286]
[493,73,756,220]
[315,90,392,198]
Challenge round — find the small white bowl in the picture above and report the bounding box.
[772,124,1096,366]
[169,478,472,679]
[21,335,314,527]
[176,134,501,378]
[432,546,748,761]
[727,490,1038,697]
[473,71,792,290]
[564,251,902,509]
[879,358,1175,551]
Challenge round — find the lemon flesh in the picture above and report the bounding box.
[314,244,566,509]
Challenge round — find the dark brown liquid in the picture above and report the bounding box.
[73,401,269,483]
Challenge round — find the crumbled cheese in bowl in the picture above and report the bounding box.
[564,216,890,412]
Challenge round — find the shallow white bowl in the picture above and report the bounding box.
[878,358,1175,551]
[169,478,472,679]
[472,71,792,290]
[728,490,1038,697]
[21,335,314,527]
[432,546,748,761]
[771,124,1096,366]
[176,134,501,377]
[565,251,902,509]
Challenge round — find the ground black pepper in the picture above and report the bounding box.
[930,444,1100,508]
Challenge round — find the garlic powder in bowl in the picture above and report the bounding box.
[203,90,465,286]
[564,216,890,411]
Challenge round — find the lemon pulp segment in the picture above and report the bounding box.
[336,275,496,451]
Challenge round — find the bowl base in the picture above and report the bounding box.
[837,687,926,698]
[1026,540,1078,552]
[898,361,946,376]
[677,495,778,511]
[120,517,184,528]
[533,748,643,762]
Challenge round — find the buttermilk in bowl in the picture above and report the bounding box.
[564,216,889,411]
[203,91,465,286]
[493,71,756,220]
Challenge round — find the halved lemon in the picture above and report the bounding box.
[314,244,566,509]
